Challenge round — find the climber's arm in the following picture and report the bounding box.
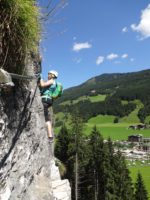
[40,79,54,88]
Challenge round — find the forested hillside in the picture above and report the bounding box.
[54,69,150,199]
[54,69,150,124]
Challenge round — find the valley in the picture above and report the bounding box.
[54,69,150,198]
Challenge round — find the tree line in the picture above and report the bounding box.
[54,113,148,200]
[54,97,136,124]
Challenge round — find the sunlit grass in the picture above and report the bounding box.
[88,114,115,124]
[1,0,40,72]
[120,100,144,123]
[60,94,106,105]
[88,94,106,102]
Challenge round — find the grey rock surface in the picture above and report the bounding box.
[0,78,71,200]
[0,69,14,86]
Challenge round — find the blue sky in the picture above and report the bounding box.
[38,0,150,89]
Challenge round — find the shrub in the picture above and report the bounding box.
[0,0,40,73]
[114,117,119,123]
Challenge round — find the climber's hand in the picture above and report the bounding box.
[37,73,42,83]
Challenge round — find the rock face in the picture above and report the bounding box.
[0,69,14,87]
[0,78,71,200]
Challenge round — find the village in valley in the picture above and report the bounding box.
[113,123,150,165]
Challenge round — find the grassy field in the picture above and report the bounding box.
[85,114,150,140]
[88,114,115,124]
[84,122,150,140]
[60,94,106,106]
[120,100,144,123]
[55,112,150,140]
[88,94,106,102]
[55,122,150,141]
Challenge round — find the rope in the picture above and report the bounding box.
[9,72,40,80]
[28,79,39,109]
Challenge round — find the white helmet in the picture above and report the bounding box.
[49,70,58,78]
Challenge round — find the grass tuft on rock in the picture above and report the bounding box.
[0,0,40,73]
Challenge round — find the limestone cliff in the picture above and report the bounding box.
[0,74,71,199]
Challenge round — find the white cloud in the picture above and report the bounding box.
[107,53,118,60]
[95,53,129,65]
[121,54,128,58]
[96,56,104,65]
[122,27,128,33]
[72,42,92,52]
[131,4,150,39]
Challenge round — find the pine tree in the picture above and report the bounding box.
[113,151,134,200]
[55,124,71,178]
[76,134,93,200]
[87,126,105,199]
[134,172,148,200]
[102,138,118,200]
[69,110,85,200]
[84,127,117,199]
[55,124,135,200]
[55,124,70,162]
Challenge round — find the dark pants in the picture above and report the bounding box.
[42,98,53,122]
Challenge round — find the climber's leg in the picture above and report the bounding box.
[43,102,53,139]
[46,121,53,138]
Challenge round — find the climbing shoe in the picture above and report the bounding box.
[48,137,54,143]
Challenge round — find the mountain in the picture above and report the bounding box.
[57,69,150,102]
[54,69,150,124]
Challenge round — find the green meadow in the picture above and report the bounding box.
[120,99,144,124]
[55,119,150,140]
[88,94,106,102]
[84,123,150,140]
[55,98,150,141]
[85,114,150,140]
[60,94,106,105]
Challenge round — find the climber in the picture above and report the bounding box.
[39,70,58,142]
